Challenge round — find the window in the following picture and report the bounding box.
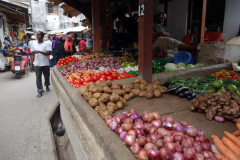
[47,3,58,14]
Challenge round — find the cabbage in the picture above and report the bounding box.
[165,63,177,71]
[195,63,204,67]
[177,63,186,68]
[185,64,195,69]
[177,67,185,70]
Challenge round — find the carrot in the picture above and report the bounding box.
[237,123,240,131]
[232,130,240,136]
[214,153,229,160]
[238,136,240,140]
[211,135,240,160]
[236,118,240,124]
[224,131,240,148]
[222,136,240,156]
[72,73,80,79]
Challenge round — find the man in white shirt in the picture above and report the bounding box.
[30,31,52,97]
[28,35,37,49]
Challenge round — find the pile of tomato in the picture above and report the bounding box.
[56,56,80,66]
[70,70,136,88]
[213,70,240,80]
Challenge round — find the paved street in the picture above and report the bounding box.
[0,69,58,160]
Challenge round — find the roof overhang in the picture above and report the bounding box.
[0,3,26,23]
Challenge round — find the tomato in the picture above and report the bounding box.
[105,71,111,76]
[107,75,114,81]
[109,70,114,73]
[82,82,87,86]
[89,76,94,82]
[120,74,125,79]
[100,71,106,76]
[125,75,131,78]
[77,79,82,85]
[69,80,74,84]
[99,77,106,81]
[112,73,118,78]
[101,75,106,78]
[130,75,136,77]
[122,72,127,75]
[111,71,117,74]
[92,75,98,82]
[95,73,101,78]
[117,76,121,80]
[83,76,90,83]
[74,84,80,88]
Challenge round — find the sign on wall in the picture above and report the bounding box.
[139,3,144,17]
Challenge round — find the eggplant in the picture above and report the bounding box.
[162,81,171,88]
[179,90,191,98]
[175,86,189,95]
[187,92,201,101]
[167,86,180,94]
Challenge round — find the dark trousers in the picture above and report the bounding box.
[112,33,135,51]
[34,66,50,93]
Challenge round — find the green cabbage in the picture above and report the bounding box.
[177,63,186,68]
[177,67,185,70]
[185,64,195,69]
[195,63,204,67]
[165,63,177,71]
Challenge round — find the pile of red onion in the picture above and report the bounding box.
[106,109,215,160]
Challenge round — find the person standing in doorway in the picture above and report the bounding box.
[79,38,86,51]
[30,31,52,98]
[63,35,76,57]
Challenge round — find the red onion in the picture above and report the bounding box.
[119,131,128,140]
[147,147,160,159]
[135,128,145,137]
[123,111,129,115]
[105,116,112,122]
[204,138,211,144]
[164,136,174,143]
[151,120,161,128]
[173,152,184,160]
[193,141,201,147]
[173,122,180,130]
[109,121,118,131]
[205,156,217,160]
[150,127,158,134]
[162,121,173,131]
[155,139,165,148]
[119,114,127,123]
[197,130,204,136]
[130,109,136,113]
[128,130,136,136]
[122,123,133,132]
[144,143,154,151]
[115,116,122,125]
[105,118,112,127]
[135,119,143,124]
[166,141,176,152]
[131,113,141,121]
[166,130,173,136]
[195,154,204,160]
[124,134,135,146]
[137,150,148,160]
[133,122,144,130]
[186,127,197,137]
[153,112,160,120]
[131,143,141,155]
[194,145,202,154]
[166,116,174,124]
[184,136,194,146]
[149,134,160,143]
[179,121,188,127]
[202,151,213,158]
[161,117,166,123]
[214,115,225,123]
[157,128,167,138]
[143,123,151,133]
[149,113,155,122]
[136,136,147,146]
[201,142,212,152]
[174,135,183,143]
[175,142,182,152]
[173,131,184,137]
[184,147,196,160]
[115,127,123,134]
[175,125,185,134]
[195,135,204,142]
[181,141,192,150]
[124,118,133,124]
[142,112,153,123]
[159,147,173,160]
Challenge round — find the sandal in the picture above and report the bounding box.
[37,93,42,98]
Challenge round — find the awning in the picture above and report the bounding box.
[60,3,81,18]
[48,26,87,34]
[0,3,26,23]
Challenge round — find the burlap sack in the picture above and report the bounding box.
[197,41,226,66]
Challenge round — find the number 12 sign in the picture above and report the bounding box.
[139,3,144,17]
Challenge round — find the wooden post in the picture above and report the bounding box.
[101,0,107,49]
[198,0,207,43]
[92,0,101,54]
[107,10,112,39]
[138,0,153,83]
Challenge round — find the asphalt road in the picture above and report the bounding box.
[0,69,58,160]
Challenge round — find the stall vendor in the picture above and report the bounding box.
[153,12,171,38]
[4,37,11,49]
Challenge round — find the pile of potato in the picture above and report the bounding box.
[79,78,167,120]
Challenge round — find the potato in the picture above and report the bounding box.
[124,88,131,94]
[89,86,100,93]
[110,93,120,103]
[99,110,112,120]
[139,91,146,98]
[123,94,131,101]
[129,92,135,99]
[134,78,142,84]
[153,89,161,98]
[117,83,123,89]
[152,84,158,90]
[104,87,112,94]
[89,98,99,107]
[100,93,110,102]
[95,106,100,113]
[132,89,141,96]
[99,82,108,88]
[105,80,112,87]
[99,105,107,112]
[122,85,129,90]
[83,92,92,102]
[128,84,135,89]
[107,102,116,110]
[93,93,102,99]
[80,87,88,95]
[146,91,154,99]
[113,89,125,96]
[146,86,153,91]
[87,82,95,87]
[153,81,160,86]
[140,84,146,91]
[116,101,124,109]
[140,80,147,85]
[96,81,101,85]
[158,86,167,94]
[111,84,120,90]
[98,86,104,93]
[135,84,140,89]
[107,105,115,113]
[120,97,128,106]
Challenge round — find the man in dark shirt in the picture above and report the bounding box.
[112,13,138,51]
[153,12,171,39]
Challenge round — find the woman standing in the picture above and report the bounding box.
[51,36,61,65]
[63,35,76,57]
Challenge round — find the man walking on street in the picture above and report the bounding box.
[30,31,52,97]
